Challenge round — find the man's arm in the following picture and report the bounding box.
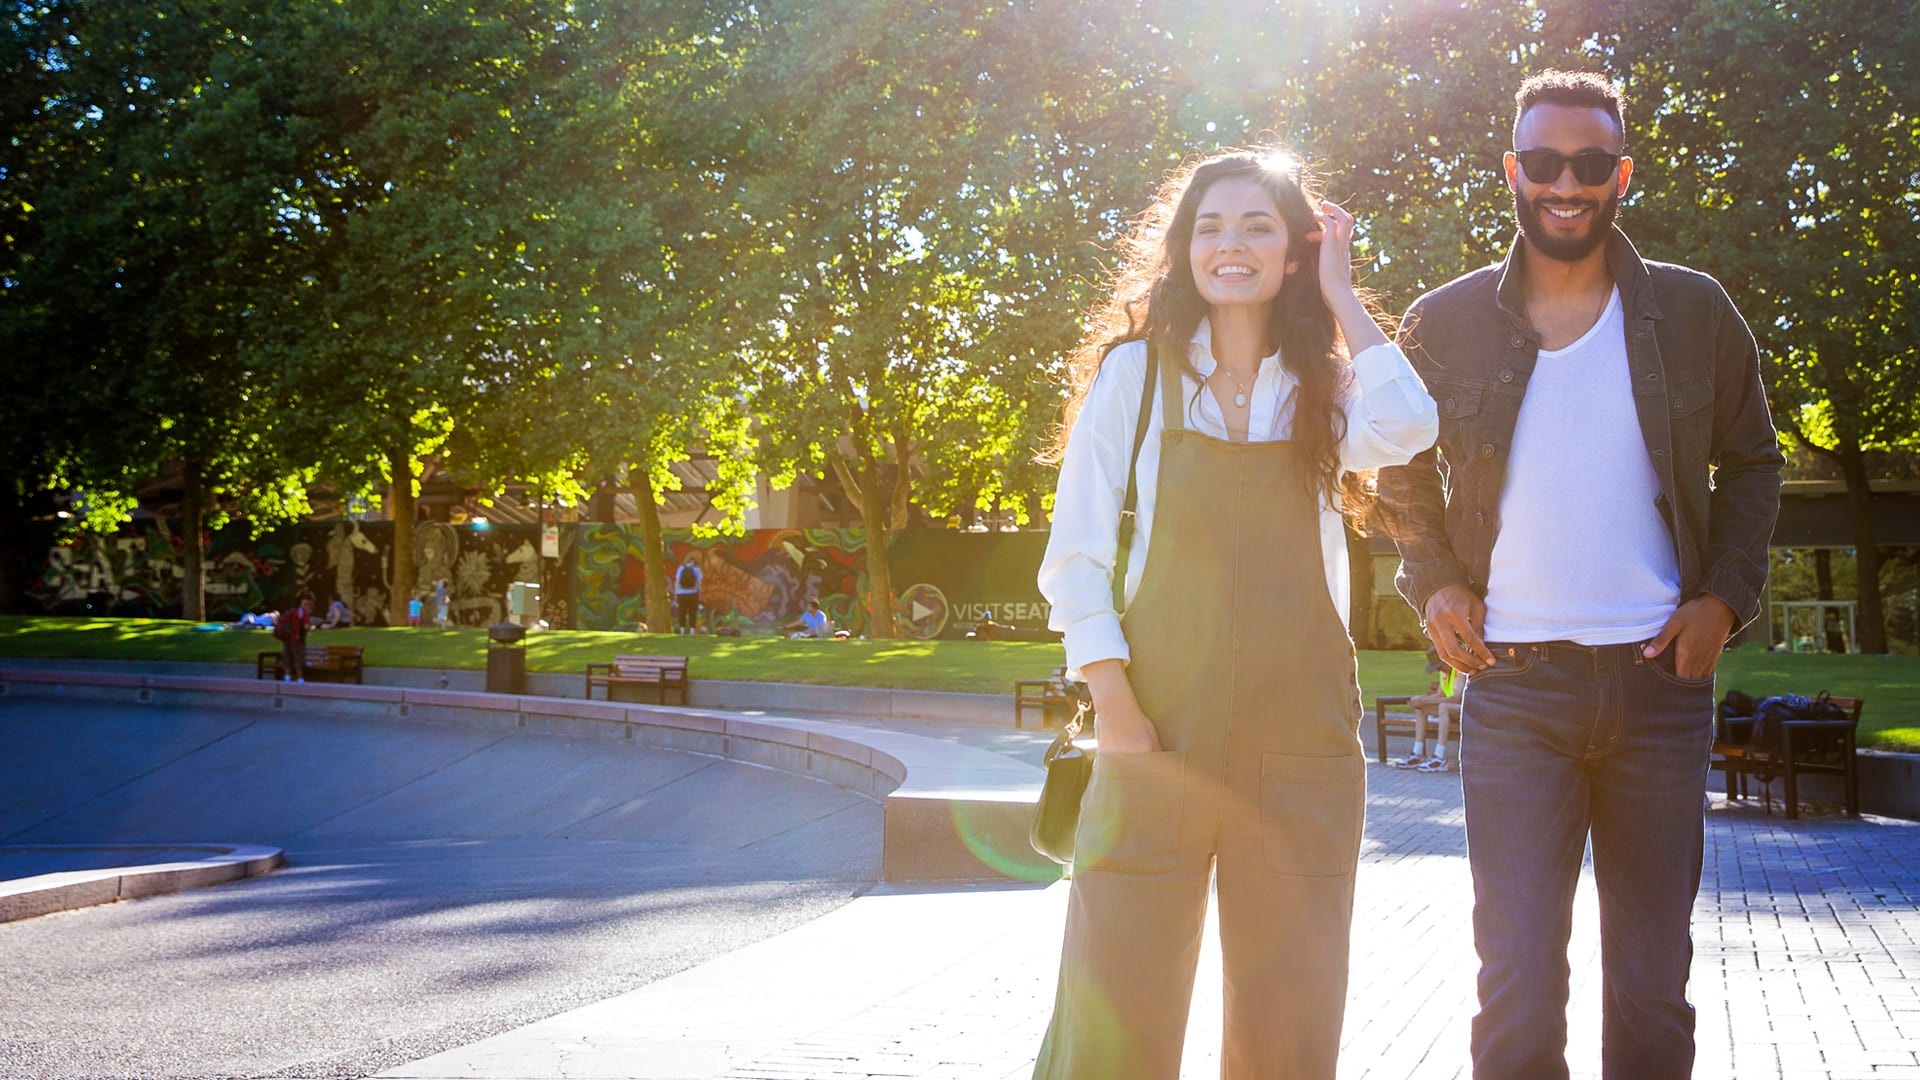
[1700,282,1784,630]
[1376,301,1492,672]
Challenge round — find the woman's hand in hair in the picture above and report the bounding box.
[1310,200,1391,353]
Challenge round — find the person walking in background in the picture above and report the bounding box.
[1033,147,1437,1078]
[1377,71,1782,1079]
[274,594,314,682]
[673,553,703,635]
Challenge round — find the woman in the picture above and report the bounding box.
[1033,150,1438,1078]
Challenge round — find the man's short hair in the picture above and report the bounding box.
[1513,70,1625,144]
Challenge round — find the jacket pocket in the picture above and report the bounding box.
[1073,750,1187,875]
[1667,374,1715,465]
[1260,752,1365,877]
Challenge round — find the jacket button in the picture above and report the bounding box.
[1443,396,1456,411]
[1475,511,1486,525]
[1480,443,1495,458]
[1499,369,1515,383]
[1654,448,1667,457]
[1672,397,1685,412]
[1509,335,1525,349]
[1645,371,1659,381]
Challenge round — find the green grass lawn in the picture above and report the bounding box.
[2,616,1913,750]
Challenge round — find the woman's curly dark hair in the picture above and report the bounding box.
[1045,148,1385,526]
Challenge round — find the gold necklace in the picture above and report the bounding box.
[1214,365,1253,408]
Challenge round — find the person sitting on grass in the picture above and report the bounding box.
[1393,645,1463,772]
[784,598,832,639]
[319,594,353,630]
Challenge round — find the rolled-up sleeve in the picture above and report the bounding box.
[1339,342,1438,471]
[1038,342,1147,671]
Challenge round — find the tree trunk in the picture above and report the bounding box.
[0,478,28,614]
[1813,548,1848,652]
[388,446,417,627]
[1837,445,1888,653]
[179,460,207,622]
[888,432,912,530]
[631,466,672,634]
[832,452,895,638]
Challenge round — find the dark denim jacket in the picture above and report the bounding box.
[1378,228,1784,632]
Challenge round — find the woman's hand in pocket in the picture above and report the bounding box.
[1079,658,1163,753]
[1094,701,1164,754]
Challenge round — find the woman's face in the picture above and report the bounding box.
[1188,175,1293,314]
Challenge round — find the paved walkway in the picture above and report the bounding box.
[386,737,1920,1080]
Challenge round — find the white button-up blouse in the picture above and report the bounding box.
[1038,320,1439,673]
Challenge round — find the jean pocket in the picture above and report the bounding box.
[1465,645,1538,681]
[1073,750,1186,874]
[1260,752,1365,877]
[1643,648,1717,689]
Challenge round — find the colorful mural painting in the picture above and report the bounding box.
[567,526,1054,639]
[22,520,1061,639]
[572,526,873,634]
[26,521,546,626]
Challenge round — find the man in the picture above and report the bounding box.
[786,597,831,639]
[275,594,315,682]
[1379,71,1782,1079]
[673,553,703,635]
[1392,646,1461,772]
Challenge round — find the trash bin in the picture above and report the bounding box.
[486,621,527,694]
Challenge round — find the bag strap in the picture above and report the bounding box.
[1110,339,1160,614]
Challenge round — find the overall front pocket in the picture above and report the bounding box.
[1260,751,1365,877]
[1072,750,1187,875]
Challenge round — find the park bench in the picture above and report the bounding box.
[585,654,691,705]
[255,645,365,684]
[1372,694,1459,765]
[1714,695,1862,819]
[1013,666,1083,730]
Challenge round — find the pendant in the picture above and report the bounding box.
[1234,392,1247,408]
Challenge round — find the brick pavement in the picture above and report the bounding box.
[388,755,1920,1080]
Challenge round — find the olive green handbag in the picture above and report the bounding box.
[1030,342,1159,865]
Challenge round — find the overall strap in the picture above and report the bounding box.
[1111,340,1160,613]
[1157,336,1188,433]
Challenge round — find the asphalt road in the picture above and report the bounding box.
[0,699,882,1079]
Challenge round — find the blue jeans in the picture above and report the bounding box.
[1461,641,1716,1080]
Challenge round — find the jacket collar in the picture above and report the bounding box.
[1494,226,1664,332]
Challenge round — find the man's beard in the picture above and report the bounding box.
[1514,187,1620,262]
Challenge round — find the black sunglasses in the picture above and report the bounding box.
[1512,148,1621,186]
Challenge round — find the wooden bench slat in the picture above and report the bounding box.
[584,653,690,705]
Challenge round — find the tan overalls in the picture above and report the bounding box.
[1034,358,1368,1079]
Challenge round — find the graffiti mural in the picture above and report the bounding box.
[21,520,1069,638]
[571,527,870,634]
[24,521,546,626]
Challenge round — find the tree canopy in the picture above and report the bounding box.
[5,0,1915,642]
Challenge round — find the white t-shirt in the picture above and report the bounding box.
[1482,289,1680,645]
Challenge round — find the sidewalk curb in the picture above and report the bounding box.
[0,667,1058,884]
[0,843,284,923]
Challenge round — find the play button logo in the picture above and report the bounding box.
[896,583,950,640]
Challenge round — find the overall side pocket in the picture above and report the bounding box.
[1260,751,1366,877]
[1073,750,1187,875]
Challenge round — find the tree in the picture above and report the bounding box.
[3,0,314,619]
[445,0,762,635]
[1611,0,1920,652]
